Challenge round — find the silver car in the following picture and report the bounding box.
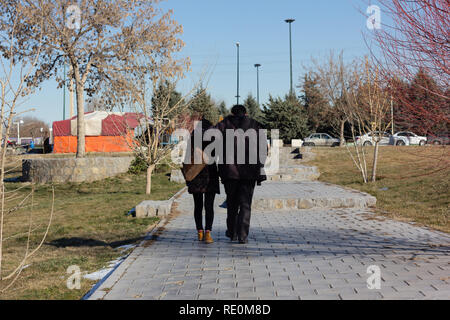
[303,133,340,147]
[356,131,391,146]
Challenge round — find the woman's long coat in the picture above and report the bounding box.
[186,118,220,194]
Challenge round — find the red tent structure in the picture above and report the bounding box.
[52,111,145,153]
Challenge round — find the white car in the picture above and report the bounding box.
[390,131,427,146]
[355,132,391,146]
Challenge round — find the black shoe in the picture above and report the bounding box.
[238,239,248,244]
[225,230,237,241]
[219,200,227,209]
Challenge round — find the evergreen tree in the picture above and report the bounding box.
[299,74,332,133]
[218,101,229,118]
[262,94,310,144]
[244,93,263,121]
[151,80,182,119]
[189,86,220,124]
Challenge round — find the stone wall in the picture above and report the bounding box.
[22,156,134,184]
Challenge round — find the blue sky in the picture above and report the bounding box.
[24,0,377,125]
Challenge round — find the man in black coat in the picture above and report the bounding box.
[215,105,267,243]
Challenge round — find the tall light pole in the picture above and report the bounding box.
[285,18,295,96]
[254,64,261,107]
[69,64,74,118]
[236,42,240,105]
[390,95,394,135]
[63,58,66,120]
[13,119,24,145]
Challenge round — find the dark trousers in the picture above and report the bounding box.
[193,192,215,231]
[224,180,256,241]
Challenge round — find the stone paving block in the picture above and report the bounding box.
[216,288,238,295]
[276,288,296,296]
[380,291,427,300]
[312,293,341,300]
[136,200,172,218]
[274,295,301,300]
[299,294,319,300]
[339,291,383,300]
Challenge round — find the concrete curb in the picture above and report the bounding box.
[251,181,377,211]
[251,194,376,211]
[83,217,166,300]
[135,186,187,218]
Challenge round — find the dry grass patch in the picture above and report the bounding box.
[308,146,449,233]
[0,156,183,299]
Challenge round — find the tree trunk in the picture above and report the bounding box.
[75,83,86,158]
[69,65,74,118]
[371,142,379,182]
[146,164,155,195]
[339,118,345,147]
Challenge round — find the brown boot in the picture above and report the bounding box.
[204,231,214,244]
[197,230,204,241]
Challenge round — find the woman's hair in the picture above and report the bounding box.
[201,116,213,130]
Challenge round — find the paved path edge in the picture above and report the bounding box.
[85,187,187,300]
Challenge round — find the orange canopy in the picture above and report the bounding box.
[53,131,134,153]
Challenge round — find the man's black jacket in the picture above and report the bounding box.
[214,115,267,183]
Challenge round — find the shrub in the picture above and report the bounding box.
[128,155,148,174]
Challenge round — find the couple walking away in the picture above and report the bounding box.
[184,105,267,244]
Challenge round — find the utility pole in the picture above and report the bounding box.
[63,59,66,120]
[69,64,74,118]
[391,95,394,135]
[236,42,240,105]
[13,119,24,145]
[285,19,295,96]
[254,64,261,107]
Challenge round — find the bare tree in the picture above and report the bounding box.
[310,52,392,182]
[310,51,352,146]
[85,96,107,112]
[366,0,449,135]
[0,2,54,292]
[10,116,49,139]
[1,0,188,158]
[343,59,392,182]
[105,53,197,195]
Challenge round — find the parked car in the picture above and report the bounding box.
[1,138,18,148]
[427,133,449,145]
[355,132,391,146]
[303,133,340,147]
[390,131,427,146]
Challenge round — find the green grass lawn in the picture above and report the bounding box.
[307,146,449,233]
[0,158,184,299]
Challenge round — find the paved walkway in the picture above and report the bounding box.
[89,183,450,300]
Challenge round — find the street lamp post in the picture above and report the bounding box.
[254,64,261,107]
[390,95,394,135]
[63,58,66,120]
[236,42,240,105]
[13,119,24,145]
[285,18,295,96]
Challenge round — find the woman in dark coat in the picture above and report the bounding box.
[186,117,220,244]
